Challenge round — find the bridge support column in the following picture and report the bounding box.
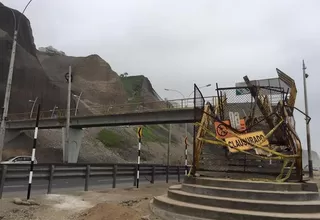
[62,127,83,163]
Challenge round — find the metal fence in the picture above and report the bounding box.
[197,84,297,179]
[0,163,187,199]
[215,85,287,142]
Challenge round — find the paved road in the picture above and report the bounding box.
[2,174,181,198]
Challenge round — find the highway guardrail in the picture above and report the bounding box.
[0,163,188,199]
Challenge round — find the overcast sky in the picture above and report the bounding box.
[2,0,320,154]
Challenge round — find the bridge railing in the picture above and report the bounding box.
[7,96,215,121]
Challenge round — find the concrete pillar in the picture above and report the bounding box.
[62,127,83,163]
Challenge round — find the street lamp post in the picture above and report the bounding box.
[73,91,83,116]
[302,60,313,178]
[187,84,212,98]
[64,66,72,163]
[50,105,58,118]
[0,0,34,161]
[164,89,186,168]
[164,89,185,108]
[164,84,212,175]
[29,97,38,119]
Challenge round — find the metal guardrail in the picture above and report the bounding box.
[0,163,187,199]
[7,96,216,121]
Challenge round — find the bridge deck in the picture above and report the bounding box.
[6,108,201,130]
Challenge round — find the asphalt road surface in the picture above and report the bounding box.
[2,174,180,198]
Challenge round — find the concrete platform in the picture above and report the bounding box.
[150,177,320,220]
[184,176,319,192]
[152,195,320,220]
[168,187,320,213]
[181,183,320,201]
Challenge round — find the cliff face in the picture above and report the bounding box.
[0,3,73,115]
[0,2,36,56]
[37,52,128,113]
[0,3,190,165]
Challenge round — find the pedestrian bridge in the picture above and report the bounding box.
[5,96,209,130]
[6,108,201,130]
[4,87,209,163]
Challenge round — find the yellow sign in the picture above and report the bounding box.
[137,127,142,138]
[225,131,269,153]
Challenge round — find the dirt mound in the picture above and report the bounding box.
[78,203,141,220]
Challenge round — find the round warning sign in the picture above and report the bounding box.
[216,124,228,137]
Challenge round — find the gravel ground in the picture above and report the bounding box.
[1,173,319,220]
[0,182,176,220]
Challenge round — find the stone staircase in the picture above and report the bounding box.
[150,177,320,220]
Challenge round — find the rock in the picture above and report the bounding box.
[27,199,40,206]
[141,215,150,220]
[13,198,22,204]
[13,198,39,206]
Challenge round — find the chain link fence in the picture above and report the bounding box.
[199,85,293,178]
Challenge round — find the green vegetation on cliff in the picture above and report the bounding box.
[97,129,125,147]
[120,75,144,102]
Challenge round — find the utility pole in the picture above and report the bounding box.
[0,30,18,161]
[64,66,72,162]
[0,0,34,161]
[302,60,313,178]
[167,124,172,167]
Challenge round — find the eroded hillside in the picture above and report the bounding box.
[1,3,192,165]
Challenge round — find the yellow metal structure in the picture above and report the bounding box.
[194,104,212,170]
[192,83,301,182]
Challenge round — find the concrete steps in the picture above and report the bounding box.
[150,177,320,220]
[152,193,320,220]
[197,170,297,182]
[181,183,319,201]
[168,188,320,213]
[184,177,317,191]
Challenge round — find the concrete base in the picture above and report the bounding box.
[62,127,83,163]
[151,177,320,220]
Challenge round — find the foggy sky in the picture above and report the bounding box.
[2,0,320,154]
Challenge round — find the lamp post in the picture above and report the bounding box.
[164,88,185,108]
[50,105,58,118]
[302,60,313,178]
[29,97,38,119]
[164,84,212,173]
[64,66,72,163]
[0,0,34,161]
[73,91,82,116]
[187,84,212,98]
